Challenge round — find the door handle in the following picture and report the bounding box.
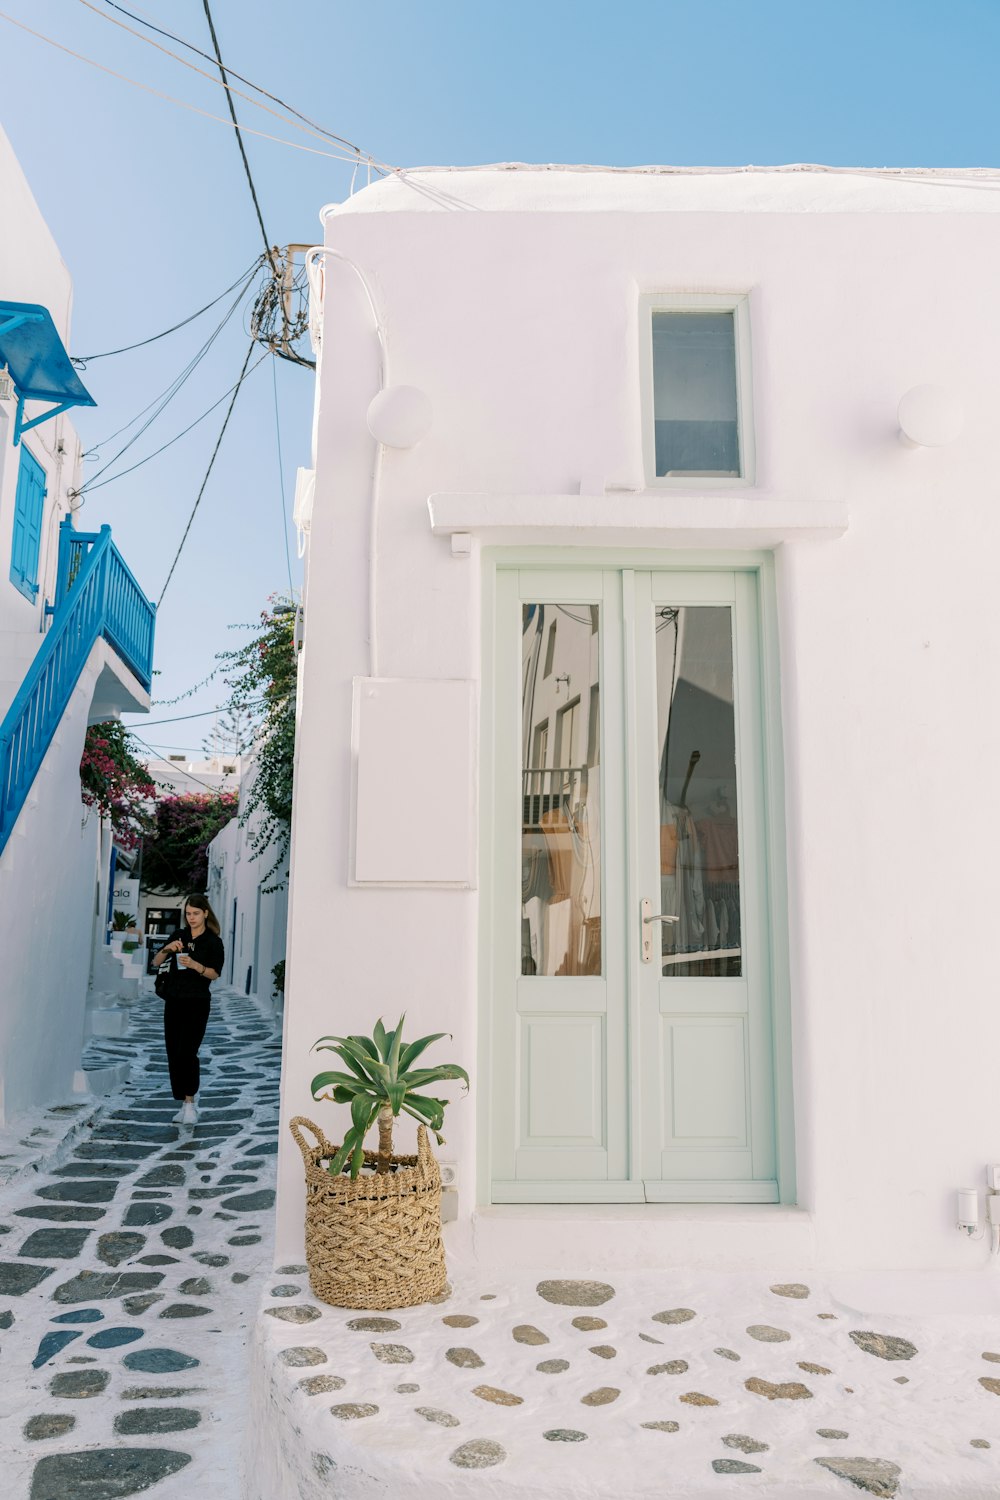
[641,897,678,964]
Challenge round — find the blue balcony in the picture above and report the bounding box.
[0,519,156,855]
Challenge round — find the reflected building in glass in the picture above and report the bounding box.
[521,603,601,976]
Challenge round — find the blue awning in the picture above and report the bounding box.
[0,301,96,445]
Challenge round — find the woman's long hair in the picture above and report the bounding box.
[183,892,221,936]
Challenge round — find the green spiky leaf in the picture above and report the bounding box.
[398,1032,450,1071]
[312,1038,376,1082]
[347,1034,380,1060]
[327,1131,356,1177]
[387,1013,405,1079]
[311,1017,467,1173]
[309,1070,371,1099]
[404,1092,446,1131]
[402,1064,470,1091]
[351,1093,377,1137]
[385,1079,407,1113]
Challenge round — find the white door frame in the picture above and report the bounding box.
[477,547,797,1207]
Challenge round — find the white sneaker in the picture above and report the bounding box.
[172,1106,186,1124]
[180,1102,198,1126]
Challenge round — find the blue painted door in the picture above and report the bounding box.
[10,446,46,600]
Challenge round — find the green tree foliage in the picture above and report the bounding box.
[216,596,298,891]
[142,790,238,893]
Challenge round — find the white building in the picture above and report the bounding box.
[205,757,288,1011]
[0,125,154,1125]
[276,164,1000,1275]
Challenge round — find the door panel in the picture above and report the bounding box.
[492,569,628,1194]
[521,1014,604,1143]
[636,570,775,1194]
[665,1016,748,1143]
[491,565,777,1203]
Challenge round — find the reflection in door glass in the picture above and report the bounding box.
[655,605,741,977]
[521,604,601,976]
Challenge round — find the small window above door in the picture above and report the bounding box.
[640,293,755,489]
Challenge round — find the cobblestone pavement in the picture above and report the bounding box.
[249,1267,1000,1499]
[0,989,280,1500]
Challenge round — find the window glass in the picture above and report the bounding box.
[652,311,740,477]
[655,604,741,976]
[522,604,601,976]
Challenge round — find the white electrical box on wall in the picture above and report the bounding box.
[351,677,477,887]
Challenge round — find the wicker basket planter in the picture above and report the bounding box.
[290,1115,448,1310]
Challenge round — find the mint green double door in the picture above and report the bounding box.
[489,565,778,1203]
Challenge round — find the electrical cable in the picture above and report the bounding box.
[75,349,268,500]
[199,2,315,371]
[129,699,266,728]
[0,10,373,167]
[76,269,262,493]
[271,357,295,595]
[157,340,257,608]
[96,0,375,163]
[200,0,273,269]
[71,256,263,369]
[132,733,239,792]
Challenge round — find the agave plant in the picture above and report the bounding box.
[310,1015,468,1180]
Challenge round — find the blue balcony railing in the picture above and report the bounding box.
[0,519,156,856]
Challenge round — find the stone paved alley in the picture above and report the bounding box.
[0,989,280,1500]
[6,995,1000,1500]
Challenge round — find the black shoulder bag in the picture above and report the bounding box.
[154,951,179,1000]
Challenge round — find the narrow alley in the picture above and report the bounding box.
[0,991,281,1500]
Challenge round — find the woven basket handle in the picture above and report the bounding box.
[289,1115,335,1167]
[416,1124,435,1167]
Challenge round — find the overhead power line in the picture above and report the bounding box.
[75,267,263,495]
[0,10,377,167]
[132,733,240,792]
[201,0,274,270]
[94,0,373,162]
[197,4,315,371]
[157,339,258,608]
[72,255,263,368]
[130,698,266,728]
[76,349,268,500]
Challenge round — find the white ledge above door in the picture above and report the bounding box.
[427,492,848,550]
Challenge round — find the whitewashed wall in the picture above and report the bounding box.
[0,641,138,1125]
[278,168,1000,1272]
[0,127,150,1126]
[206,762,288,1012]
[0,124,82,679]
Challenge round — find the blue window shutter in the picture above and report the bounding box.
[10,447,46,599]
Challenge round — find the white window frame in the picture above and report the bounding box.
[639,291,756,490]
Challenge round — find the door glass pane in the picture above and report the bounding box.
[652,311,740,477]
[522,603,601,976]
[655,605,741,977]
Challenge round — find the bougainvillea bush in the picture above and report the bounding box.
[79,723,156,851]
[141,790,239,893]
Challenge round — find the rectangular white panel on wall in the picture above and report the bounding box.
[352,677,477,886]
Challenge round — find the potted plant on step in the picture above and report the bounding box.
[290,1015,467,1310]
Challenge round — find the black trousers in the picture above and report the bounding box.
[164,999,211,1100]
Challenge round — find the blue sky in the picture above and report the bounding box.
[1,0,996,754]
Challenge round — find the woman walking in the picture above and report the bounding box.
[152,893,225,1125]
